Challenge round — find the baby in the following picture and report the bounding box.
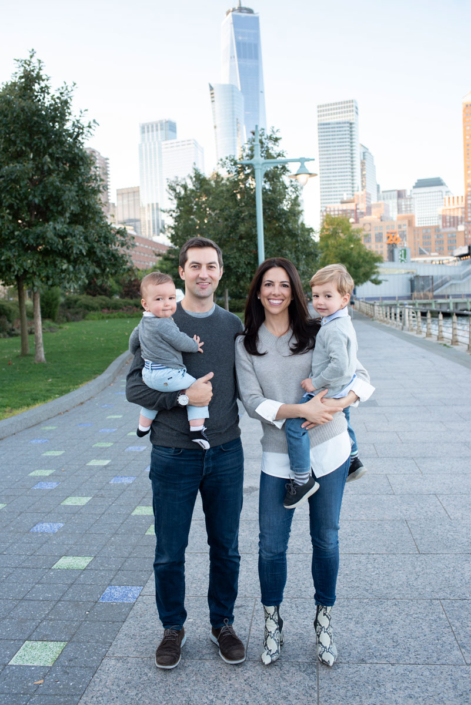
[129,272,210,450]
[283,264,358,508]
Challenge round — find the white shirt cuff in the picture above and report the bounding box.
[255,399,285,429]
[350,377,375,406]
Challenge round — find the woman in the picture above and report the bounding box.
[235,258,373,667]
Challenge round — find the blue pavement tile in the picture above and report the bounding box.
[77,424,93,428]
[100,405,113,408]
[30,523,64,534]
[99,429,116,433]
[32,483,60,490]
[99,586,143,603]
[109,477,135,484]
[144,466,150,472]
[29,440,49,444]
[125,447,146,452]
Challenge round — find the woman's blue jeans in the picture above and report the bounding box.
[258,457,350,607]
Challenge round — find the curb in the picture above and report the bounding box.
[0,350,133,440]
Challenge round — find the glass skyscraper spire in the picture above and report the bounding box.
[221,3,266,138]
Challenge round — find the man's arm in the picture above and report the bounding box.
[126,347,213,411]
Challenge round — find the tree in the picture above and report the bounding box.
[319,215,382,287]
[0,52,132,362]
[162,129,319,302]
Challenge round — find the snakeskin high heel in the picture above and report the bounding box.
[314,605,338,667]
[261,605,284,665]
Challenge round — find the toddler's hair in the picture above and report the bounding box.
[310,264,354,296]
[140,271,174,298]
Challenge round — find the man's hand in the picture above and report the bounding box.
[301,378,316,393]
[193,335,204,353]
[185,372,214,407]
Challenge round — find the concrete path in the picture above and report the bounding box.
[1,316,471,704]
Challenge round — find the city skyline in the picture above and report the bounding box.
[0,0,469,231]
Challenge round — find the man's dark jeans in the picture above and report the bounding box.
[149,438,244,630]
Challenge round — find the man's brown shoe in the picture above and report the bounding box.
[210,620,246,664]
[155,627,186,669]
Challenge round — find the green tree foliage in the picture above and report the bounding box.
[319,215,382,287]
[161,129,319,300]
[0,52,132,361]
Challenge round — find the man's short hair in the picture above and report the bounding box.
[310,264,354,296]
[179,237,223,269]
[140,271,174,298]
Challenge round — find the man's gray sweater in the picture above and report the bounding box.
[310,315,358,398]
[126,304,243,449]
[129,314,199,369]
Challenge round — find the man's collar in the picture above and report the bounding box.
[321,307,349,325]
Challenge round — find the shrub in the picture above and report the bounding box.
[0,301,19,323]
[40,287,61,321]
[229,298,247,313]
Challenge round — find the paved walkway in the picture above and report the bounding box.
[1,316,471,705]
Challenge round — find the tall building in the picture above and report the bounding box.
[86,147,110,215]
[317,100,361,210]
[440,195,465,229]
[209,83,246,161]
[360,145,378,203]
[411,177,451,227]
[380,189,413,221]
[463,91,471,243]
[221,2,266,137]
[117,187,141,237]
[138,120,204,242]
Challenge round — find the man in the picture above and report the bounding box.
[126,237,245,670]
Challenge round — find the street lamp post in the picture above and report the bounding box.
[239,125,317,265]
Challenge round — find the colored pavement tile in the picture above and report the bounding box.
[99,429,117,433]
[41,426,57,429]
[99,586,142,603]
[32,482,60,490]
[106,415,123,419]
[131,506,153,516]
[145,525,155,535]
[144,465,150,472]
[127,432,137,436]
[53,556,94,570]
[77,423,94,427]
[87,460,111,466]
[29,439,49,444]
[30,522,64,534]
[125,446,146,452]
[93,443,114,447]
[10,640,67,666]
[101,404,113,407]
[29,470,55,477]
[0,503,6,510]
[110,477,135,484]
[61,497,92,506]
[42,451,64,456]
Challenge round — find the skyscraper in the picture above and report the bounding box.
[117,187,141,236]
[86,147,110,215]
[209,83,246,162]
[360,145,378,203]
[463,91,471,243]
[139,120,204,242]
[411,178,451,227]
[317,100,361,210]
[221,3,266,137]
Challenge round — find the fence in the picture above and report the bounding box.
[355,300,471,352]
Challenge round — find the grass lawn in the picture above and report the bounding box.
[0,318,137,420]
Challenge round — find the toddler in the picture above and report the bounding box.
[283,264,358,508]
[129,272,210,450]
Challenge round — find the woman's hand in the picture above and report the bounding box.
[299,390,343,429]
[321,390,359,411]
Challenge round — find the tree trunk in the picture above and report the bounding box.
[17,275,29,356]
[224,288,229,311]
[33,290,46,363]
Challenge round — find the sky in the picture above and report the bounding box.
[1,0,470,230]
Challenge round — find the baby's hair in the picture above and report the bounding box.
[310,264,354,296]
[140,271,174,298]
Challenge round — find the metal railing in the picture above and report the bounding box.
[355,300,471,352]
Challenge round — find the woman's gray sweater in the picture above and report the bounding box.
[235,324,369,455]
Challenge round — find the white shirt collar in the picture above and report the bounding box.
[321,307,349,326]
[143,311,155,317]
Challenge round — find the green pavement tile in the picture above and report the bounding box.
[52,556,94,570]
[132,506,153,516]
[0,503,6,510]
[42,451,64,456]
[29,469,55,477]
[93,442,114,447]
[10,640,67,666]
[61,496,92,506]
[127,432,137,436]
[87,459,111,466]
[145,524,155,535]
[107,415,123,418]
[41,426,57,430]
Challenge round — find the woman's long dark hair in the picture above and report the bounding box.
[239,257,320,356]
